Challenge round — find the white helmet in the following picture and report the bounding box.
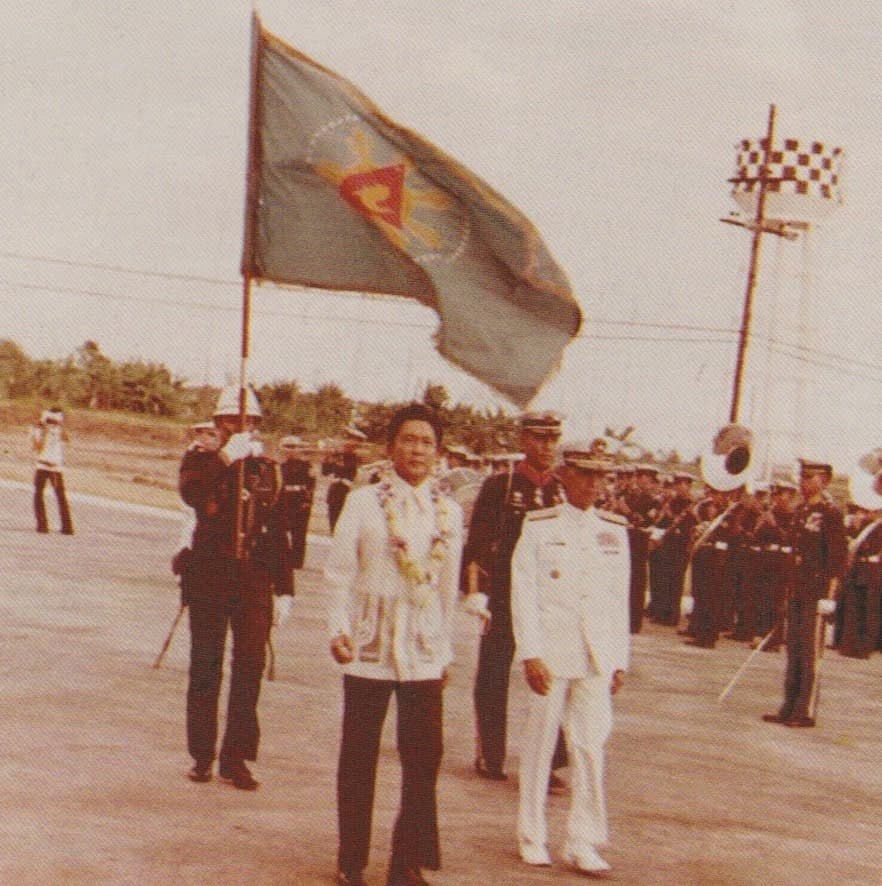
[212,385,262,420]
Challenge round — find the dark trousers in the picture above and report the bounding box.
[840,583,881,659]
[628,529,648,633]
[473,616,515,774]
[186,558,272,765]
[337,675,443,879]
[34,469,73,533]
[780,599,821,721]
[327,481,350,533]
[690,548,727,646]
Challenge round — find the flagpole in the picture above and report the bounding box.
[235,10,265,558]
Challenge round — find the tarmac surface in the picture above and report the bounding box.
[1,482,880,885]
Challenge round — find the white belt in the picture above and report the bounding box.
[780,546,792,553]
[859,555,881,564]
[713,541,728,551]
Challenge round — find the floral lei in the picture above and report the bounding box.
[376,470,451,609]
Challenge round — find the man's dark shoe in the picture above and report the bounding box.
[474,759,507,781]
[219,760,259,790]
[36,526,49,534]
[188,761,212,783]
[784,716,816,728]
[337,870,367,886]
[761,713,786,723]
[61,527,75,535]
[685,638,715,649]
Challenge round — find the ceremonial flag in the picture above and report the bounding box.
[241,15,582,407]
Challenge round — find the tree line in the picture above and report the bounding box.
[0,338,523,453]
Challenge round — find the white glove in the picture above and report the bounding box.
[273,595,294,626]
[220,432,253,464]
[817,598,836,617]
[460,592,491,621]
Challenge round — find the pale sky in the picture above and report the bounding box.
[2,1,881,468]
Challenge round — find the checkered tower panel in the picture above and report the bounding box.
[730,137,844,221]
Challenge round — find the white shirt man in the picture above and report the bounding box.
[326,403,463,886]
[511,442,630,875]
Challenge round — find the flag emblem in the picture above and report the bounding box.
[308,117,469,264]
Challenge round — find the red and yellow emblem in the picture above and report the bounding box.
[307,117,468,264]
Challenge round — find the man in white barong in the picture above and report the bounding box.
[512,442,630,876]
[326,403,464,886]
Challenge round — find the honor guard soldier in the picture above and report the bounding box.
[762,459,847,728]
[749,479,798,651]
[279,435,316,572]
[648,471,697,626]
[323,427,365,532]
[30,406,74,535]
[686,487,744,649]
[621,464,660,633]
[462,411,566,781]
[178,385,294,789]
[840,457,882,659]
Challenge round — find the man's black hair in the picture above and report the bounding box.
[386,402,444,449]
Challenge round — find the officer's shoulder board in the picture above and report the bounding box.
[596,508,628,526]
[525,504,564,522]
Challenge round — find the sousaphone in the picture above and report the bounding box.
[849,449,882,511]
[699,424,757,492]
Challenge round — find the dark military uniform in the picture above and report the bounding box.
[281,456,316,570]
[839,519,882,659]
[749,503,795,650]
[688,499,740,648]
[622,483,660,634]
[771,494,846,723]
[648,489,696,626]
[179,446,293,772]
[323,449,359,532]
[464,462,565,777]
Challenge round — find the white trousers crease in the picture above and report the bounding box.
[517,673,612,854]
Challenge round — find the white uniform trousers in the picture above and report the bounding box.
[518,673,613,855]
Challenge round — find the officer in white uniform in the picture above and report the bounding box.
[511,442,630,875]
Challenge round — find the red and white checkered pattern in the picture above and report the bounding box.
[731,138,844,215]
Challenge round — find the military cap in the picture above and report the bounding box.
[279,434,306,450]
[559,440,615,473]
[798,458,833,478]
[770,478,798,492]
[343,426,367,441]
[190,420,216,432]
[519,410,564,436]
[634,463,659,476]
[673,471,694,483]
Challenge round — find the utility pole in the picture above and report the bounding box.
[728,103,776,424]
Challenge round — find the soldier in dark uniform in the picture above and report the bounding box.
[322,428,364,532]
[179,385,294,788]
[840,464,882,659]
[462,411,566,781]
[648,472,697,626]
[686,488,741,648]
[279,435,316,572]
[750,479,798,651]
[621,464,661,634]
[762,459,847,728]
[724,488,762,641]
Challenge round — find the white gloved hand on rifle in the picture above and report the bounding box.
[817,598,836,618]
[273,595,294,626]
[460,591,491,622]
[220,432,254,465]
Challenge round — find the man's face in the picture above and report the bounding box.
[800,471,826,499]
[521,430,560,473]
[389,419,438,486]
[195,428,220,451]
[560,465,601,510]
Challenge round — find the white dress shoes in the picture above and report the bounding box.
[564,846,611,875]
[519,843,552,866]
